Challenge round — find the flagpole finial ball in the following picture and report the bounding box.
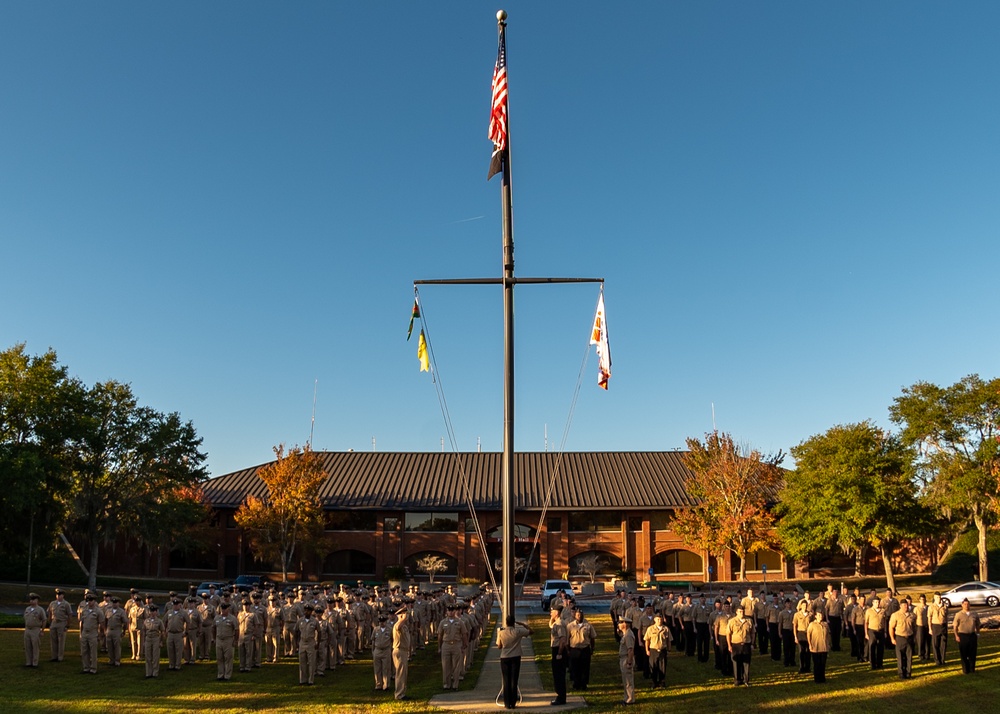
[497,9,507,22]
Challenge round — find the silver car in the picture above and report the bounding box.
[940,581,1000,608]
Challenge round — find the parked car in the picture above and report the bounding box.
[232,575,263,593]
[540,579,574,610]
[940,581,1000,608]
[195,582,224,598]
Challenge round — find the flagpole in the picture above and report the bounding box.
[496,8,517,627]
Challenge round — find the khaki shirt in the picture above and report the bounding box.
[806,621,830,652]
[865,607,886,632]
[928,603,948,627]
[393,617,412,652]
[888,610,916,637]
[953,610,980,635]
[643,624,670,651]
[567,619,596,649]
[619,628,635,658]
[550,620,568,650]
[496,624,529,658]
[24,605,46,629]
[726,616,754,645]
[371,626,392,651]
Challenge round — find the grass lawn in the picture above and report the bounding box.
[0,614,497,714]
[528,613,1000,714]
[3,607,998,713]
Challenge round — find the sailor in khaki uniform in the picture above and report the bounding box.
[371,615,393,691]
[79,595,105,674]
[47,588,74,662]
[618,618,636,705]
[928,593,948,665]
[164,598,190,671]
[393,606,413,701]
[23,593,46,667]
[214,602,238,681]
[952,598,981,674]
[806,611,831,683]
[197,593,216,661]
[297,604,319,685]
[726,606,755,686]
[438,605,467,690]
[142,604,166,678]
[105,597,129,667]
[888,599,916,679]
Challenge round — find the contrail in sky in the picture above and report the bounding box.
[451,215,485,224]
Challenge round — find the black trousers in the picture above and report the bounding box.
[855,622,868,661]
[684,622,696,657]
[550,648,567,703]
[867,629,884,669]
[847,622,859,658]
[828,616,842,651]
[500,656,521,709]
[756,618,768,653]
[648,648,666,686]
[781,630,796,667]
[812,651,827,682]
[894,635,913,678]
[696,622,710,662]
[731,643,751,685]
[931,624,947,665]
[568,646,591,689]
[958,633,977,673]
[797,638,811,673]
[768,622,781,661]
[915,625,930,661]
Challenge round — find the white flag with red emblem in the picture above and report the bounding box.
[590,291,611,390]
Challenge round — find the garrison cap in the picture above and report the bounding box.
[29,593,39,600]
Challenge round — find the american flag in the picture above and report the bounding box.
[487,28,508,180]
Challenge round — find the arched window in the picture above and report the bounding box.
[323,549,376,575]
[486,523,537,539]
[651,549,703,574]
[405,551,458,580]
[569,550,622,579]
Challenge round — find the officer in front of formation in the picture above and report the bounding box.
[23,593,47,668]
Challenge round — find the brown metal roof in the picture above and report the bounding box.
[203,451,698,511]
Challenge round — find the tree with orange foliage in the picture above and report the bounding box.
[673,432,784,581]
[235,444,329,582]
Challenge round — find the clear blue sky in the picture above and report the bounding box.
[4,1,998,478]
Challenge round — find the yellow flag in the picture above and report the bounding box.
[417,329,430,372]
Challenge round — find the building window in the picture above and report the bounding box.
[225,511,238,529]
[485,523,536,539]
[567,511,621,532]
[569,550,622,579]
[648,512,674,532]
[547,516,562,533]
[323,549,376,575]
[384,517,401,532]
[405,512,459,532]
[404,551,458,580]
[168,548,216,570]
[627,516,643,532]
[325,510,377,531]
[651,549,703,574]
[732,549,784,572]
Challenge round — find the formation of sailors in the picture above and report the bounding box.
[595,582,985,701]
[21,581,495,700]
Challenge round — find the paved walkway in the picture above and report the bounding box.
[430,617,586,712]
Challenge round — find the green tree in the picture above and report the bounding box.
[235,444,331,582]
[0,344,86,562]
[70,381,208,590]
[777,421,928,591]
[889,375,1000,582]
[674,432,784,581]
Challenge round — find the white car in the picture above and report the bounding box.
[940,581,1000,608]
[540,579,574,610]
